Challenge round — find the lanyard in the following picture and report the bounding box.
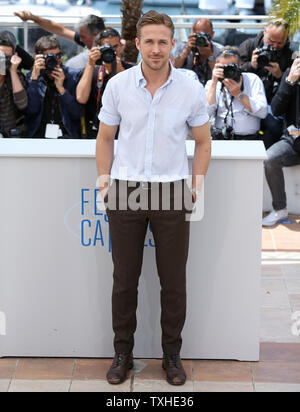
[96,65,105,114]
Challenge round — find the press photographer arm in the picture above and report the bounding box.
[223,78,252,113]
[271,59,300,117]
[14,11,76,44]
[77,47,101,104]
[9,54,27,110]
[174,34,195,68]
[206,63,223,105]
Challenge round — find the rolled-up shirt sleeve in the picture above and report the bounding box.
[187,81,209,127]
[98,80,121,126]
[204,79,218,118]
[246,75,268,119]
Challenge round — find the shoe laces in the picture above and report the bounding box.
[112,353,126,368]
[167,354,180,368]
[112,353,128,368]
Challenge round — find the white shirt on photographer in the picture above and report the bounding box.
[205,72,268,135]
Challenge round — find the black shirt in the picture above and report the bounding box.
[74,32,85,48]
[271,69,300,129]
[34,79,69,138]
[15,45,34,71]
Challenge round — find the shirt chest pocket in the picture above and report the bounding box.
[158,108,188,134]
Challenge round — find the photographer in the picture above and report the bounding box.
[239,19,293,147]
[205,47,267,140]
[174,18,223,86]
[15,11,106,70]
[263,58,300,226]
[0,33,27,138]
[76,29,132,138]
[26,35,81,139]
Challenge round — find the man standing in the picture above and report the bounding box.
[96,11,211,386]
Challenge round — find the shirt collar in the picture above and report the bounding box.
[135,60,175,88]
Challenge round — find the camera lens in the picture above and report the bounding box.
[195,32,209,48]
[257,52,270,68]
[44,53,58,72]
[99,43,116,64]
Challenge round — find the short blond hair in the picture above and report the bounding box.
[136,10,175,39]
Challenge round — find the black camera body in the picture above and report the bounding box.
[44,53,58,73]
[221,63,242,82]
[256,45,278,69]
[195,31,211,48]
[98,43,116,64]
[5,55,11,71]
[211,125,235,140]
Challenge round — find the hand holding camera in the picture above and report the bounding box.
[31,54,46,80]
[9,53,22,72]
[88,47,102,67]
[51,67,65,94]
[212,63,224,84]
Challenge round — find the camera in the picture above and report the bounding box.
[194,32,211,48]
[221,63,242,82]
[5,55,11,71]
[98,43,116,64]
[44,53,58,73]
[0,52,11,72]
[256,45,278,69]
[211,125,234,140]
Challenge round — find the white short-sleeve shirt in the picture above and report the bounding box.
[99,62,209,182]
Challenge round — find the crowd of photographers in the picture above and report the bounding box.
[0,12,300,225]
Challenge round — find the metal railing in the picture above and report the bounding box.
[0,14,268,50]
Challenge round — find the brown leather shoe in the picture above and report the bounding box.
[106,353,134,384]
[162,354,186,385]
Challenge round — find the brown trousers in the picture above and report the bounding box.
[105,180,192,355]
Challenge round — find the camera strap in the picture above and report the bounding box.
[96,65,105,114]
[222,87,234,128]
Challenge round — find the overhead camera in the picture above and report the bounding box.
[220,63,242,82]
[256,45,278,69]
[194,32,211,48]
[97,43,116,64]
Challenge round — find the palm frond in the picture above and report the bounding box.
[270,0,300,39]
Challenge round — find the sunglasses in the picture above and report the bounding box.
[217,49,239,58]
[271,20,289,29]
[100,29,120,39]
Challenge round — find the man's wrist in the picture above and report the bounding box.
[286,76,298,85]
[57,87,65,95]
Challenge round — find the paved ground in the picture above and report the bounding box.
[0,215,299,392]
